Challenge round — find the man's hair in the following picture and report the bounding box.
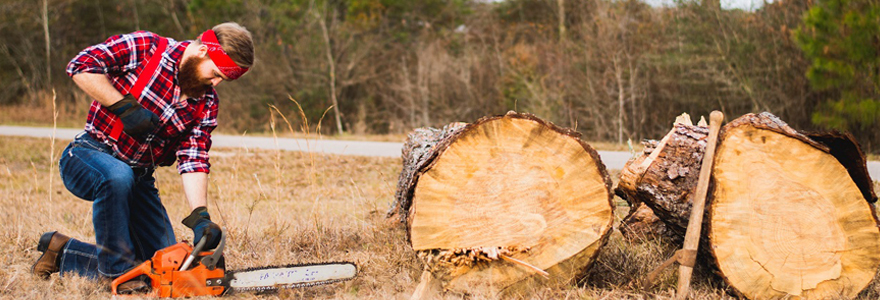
[202,22,254,69]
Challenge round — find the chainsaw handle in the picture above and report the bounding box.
[201,232,226,270]
[111,260,153,295]
[180,237,208,271]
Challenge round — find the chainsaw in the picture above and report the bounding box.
[110,232,358,297]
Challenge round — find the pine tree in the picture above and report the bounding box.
[794,0,880,133]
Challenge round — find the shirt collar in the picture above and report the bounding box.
[167,40,215,102]
[168,40,191,73]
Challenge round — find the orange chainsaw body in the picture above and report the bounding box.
[110,242,226,297]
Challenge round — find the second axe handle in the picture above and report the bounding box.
[675,110,724,300]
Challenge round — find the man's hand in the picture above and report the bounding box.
[107,94,159,137]
[182,207,222,249]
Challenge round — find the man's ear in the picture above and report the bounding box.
[196,44,209,58]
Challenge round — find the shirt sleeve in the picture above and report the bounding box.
[176,91,219,174]
[66,31,154,77]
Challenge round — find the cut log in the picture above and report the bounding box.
[618,112,880,299]
[708,113,880,299]
[616,114,709,240]
[390,112,614,295]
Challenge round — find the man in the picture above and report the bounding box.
[31,22,254,293]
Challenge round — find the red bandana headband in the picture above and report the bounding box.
[200,29,248,80]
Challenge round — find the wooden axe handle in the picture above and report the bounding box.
[410,268,439,300]
[675,111,724,300]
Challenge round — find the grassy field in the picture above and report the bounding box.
[1,135,879,299]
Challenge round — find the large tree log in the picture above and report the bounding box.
[617,112,880,299]
[389,112,614,295]
[709,113,880,299]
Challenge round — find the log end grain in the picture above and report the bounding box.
[708,113,880,299]
[403,112,614,295]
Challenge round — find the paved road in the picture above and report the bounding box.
[1,125,877,179]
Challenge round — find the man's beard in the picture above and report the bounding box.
[179,56,212,98]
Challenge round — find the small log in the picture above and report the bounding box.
[616,114,710,239]
[391,112,614,295]
[618,201,672,241]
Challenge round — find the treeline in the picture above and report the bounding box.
[2,0,878,152]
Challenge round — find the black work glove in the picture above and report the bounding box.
[182,207,222,249]
[107,94,159,137]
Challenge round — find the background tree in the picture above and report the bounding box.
[795,0,880,149]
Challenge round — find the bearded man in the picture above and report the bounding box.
[31,23,254,293]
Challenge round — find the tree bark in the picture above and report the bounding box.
[316,1,343,134]
[557,0,566,42]
[42,0,50,89]
[389,112,614,295]
[131,0,140,31]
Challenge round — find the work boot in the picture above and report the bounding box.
[32,231,70,279]
[115,275,151,295]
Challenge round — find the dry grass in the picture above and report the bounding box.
[2,134,880,299]
[0,92,92,129]
[0,134,422,299]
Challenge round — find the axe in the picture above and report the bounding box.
[644,110,724,300]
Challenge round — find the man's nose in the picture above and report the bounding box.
[211,78,223,86]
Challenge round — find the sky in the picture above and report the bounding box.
[643,0,772,11]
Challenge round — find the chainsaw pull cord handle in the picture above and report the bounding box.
[180,237,207,271]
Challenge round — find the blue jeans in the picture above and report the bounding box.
[57,132,176,279]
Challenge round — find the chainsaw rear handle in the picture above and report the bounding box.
[111,260,156,296]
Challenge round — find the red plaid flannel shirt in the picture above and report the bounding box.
[67,31,218,174]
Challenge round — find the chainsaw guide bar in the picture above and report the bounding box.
[225,262,358,294]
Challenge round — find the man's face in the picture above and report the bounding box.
[179,51,229,98]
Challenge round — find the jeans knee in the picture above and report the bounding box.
[100,169,135,196]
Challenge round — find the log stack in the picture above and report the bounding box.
[617,112,880,299]
[389,112,614,296]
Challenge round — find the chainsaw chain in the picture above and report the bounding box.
[229,277,351,293]
[229,261,355,272]
[224,261,357,294]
